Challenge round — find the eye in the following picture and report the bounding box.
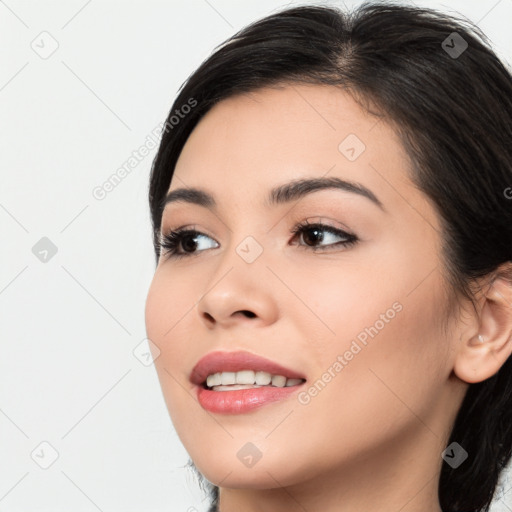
[158,220,358,261]
[290,220,358,252]
[159,226,219,260]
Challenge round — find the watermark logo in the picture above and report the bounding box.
[442,442,468,469]
[31,31,59,60]
[338,133,366,161]
[442,32,468,59]
[32,237,58,263]
[31,441,59,469]
[237,442,263,468]
[133,338,161,366]
[236,236,264,263]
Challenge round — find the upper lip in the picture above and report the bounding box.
[190,350,307,385]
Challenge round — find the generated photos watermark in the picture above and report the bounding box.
[298,301,403,405]
[92,97,197,201]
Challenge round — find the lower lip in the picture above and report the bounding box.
[196,384,304,414]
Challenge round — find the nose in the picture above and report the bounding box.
[196,250,279,329]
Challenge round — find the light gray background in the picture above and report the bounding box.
[1,0,512,511]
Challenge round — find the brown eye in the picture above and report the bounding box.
[159,228,218,260]
[291,222,358,251]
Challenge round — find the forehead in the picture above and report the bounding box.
[168,84,427,221]
[173,83,407,181]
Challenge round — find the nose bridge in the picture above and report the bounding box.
[215,211,271,276]
[196,225,278,326]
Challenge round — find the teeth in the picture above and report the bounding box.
[205,370,305,389]
[271,375,287,387]
[236,370,255,385]
[220,372,236,385]
[255,371,272,385]
[206,373,222,387]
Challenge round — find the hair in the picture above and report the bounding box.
[147,2,512,511]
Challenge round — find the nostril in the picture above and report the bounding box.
[203,312,215,322]
[202,311,256,322]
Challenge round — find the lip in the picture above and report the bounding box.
[190,350,307,414]
[190,350,306,385]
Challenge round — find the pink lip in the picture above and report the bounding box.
[190,350,306,385]
[190,350,307,414]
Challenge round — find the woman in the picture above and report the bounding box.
[144,2,512,511]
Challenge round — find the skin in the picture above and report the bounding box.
[145,83,512,512]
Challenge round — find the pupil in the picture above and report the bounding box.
[304,228,322,246]
[182,235,198,252]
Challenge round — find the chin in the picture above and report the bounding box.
[192,455,309,490]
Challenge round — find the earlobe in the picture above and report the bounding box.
[453,269,512,384]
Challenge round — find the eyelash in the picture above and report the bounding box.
[158,220,358,260]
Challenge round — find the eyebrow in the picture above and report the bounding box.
[160,176,385,214]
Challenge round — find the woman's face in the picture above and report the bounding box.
[145,84,467,494]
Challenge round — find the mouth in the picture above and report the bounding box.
[191,350,307,413]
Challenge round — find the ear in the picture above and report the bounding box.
[453,265,512,384]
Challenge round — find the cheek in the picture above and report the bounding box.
[286,258,449,435]
[282,256,403,367]
[144,271,201,437]
[295,230,446,367]
[302,271,448,425]
[145,268,194,345]
[144,269,199,387]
